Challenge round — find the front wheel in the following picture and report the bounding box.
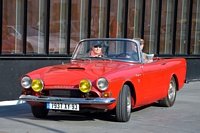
[115,84,132,122]
[159,77,177,107]
[31,106,49,118]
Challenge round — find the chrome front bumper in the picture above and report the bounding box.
[19,95,116,104]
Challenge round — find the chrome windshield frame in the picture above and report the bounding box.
[71,38,143,63]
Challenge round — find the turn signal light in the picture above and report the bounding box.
[102,92,112,98]
[22,90,32,95]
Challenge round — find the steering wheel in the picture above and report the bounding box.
[116,52,131,58]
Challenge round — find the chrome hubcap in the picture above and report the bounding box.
[127,92,131,116]
[168,81,175,101]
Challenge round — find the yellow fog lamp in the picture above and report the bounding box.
[79,79,92,93]
[31,79,44,92]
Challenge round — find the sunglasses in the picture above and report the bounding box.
[94,45,102,48]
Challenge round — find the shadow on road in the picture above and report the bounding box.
[0,101,163,122]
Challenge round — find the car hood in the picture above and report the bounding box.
[36,61,134,87]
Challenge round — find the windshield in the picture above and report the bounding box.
[72,39,140,62]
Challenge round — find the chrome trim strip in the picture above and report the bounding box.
[19,95,116,104]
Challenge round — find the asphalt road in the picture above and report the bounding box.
[0,81,200,133]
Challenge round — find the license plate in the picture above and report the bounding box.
[46,102,79,111]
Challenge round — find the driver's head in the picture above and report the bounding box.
[91,41,103,56]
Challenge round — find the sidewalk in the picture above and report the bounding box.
[0,100,25,106]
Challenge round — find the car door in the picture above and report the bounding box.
[141,60,168,102]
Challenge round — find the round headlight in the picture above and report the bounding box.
[79,79,92,93]
[21,76,32,89]
[31,79,44,92]
[97,78,108,91]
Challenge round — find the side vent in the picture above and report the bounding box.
[67,67,85,70]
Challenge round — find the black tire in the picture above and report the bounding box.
[115,84,132,122]
[31,106,49,118]
[159,77,177,107]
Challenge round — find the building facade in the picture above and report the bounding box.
[0,0,200,100]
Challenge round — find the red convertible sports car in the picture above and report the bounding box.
[19,38,187,122]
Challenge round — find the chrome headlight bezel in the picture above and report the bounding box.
[21,76,32,89]
[97,78,108,91]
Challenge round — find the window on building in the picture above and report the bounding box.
[70,0,88,42]
[70,0,89,53]
[49,0,69,54]
[191,0,200,54]
[144,0,159,54]
[110,0,126,38]
[127,0,142,39]
[1,0,200,57]
[90,0,108,38]
[2,0,23,54]
[159,0,174,54]
[175,0,189,54]
[26,0,47,54]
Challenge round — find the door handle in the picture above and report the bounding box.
[136,73,141,77]
[161,62,166,65]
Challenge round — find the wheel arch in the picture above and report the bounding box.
[171,74,179,91]
[124,81,136,106]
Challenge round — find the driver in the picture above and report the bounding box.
[89,41,104,57]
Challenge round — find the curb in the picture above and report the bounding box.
[0,100,26,106]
